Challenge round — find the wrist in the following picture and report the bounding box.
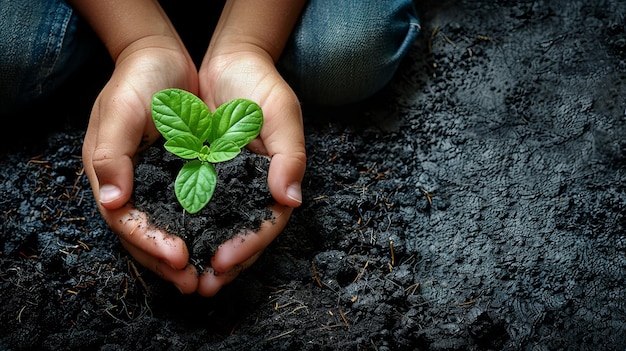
[68,0,184,61]
[204,39,275,69]
[115,34,191,66]
[204,0,306,64]
[199,48,276,104]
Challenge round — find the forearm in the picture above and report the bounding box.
[67,0,183,61]
[206,0,306,63]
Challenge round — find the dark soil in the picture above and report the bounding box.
[2,1,626,350]
[134,143,274,269]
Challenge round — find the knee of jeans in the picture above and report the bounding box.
[0,1,87,115]
[280,2,420,107]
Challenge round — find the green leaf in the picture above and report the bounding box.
[164,134,203,159]
[174,160,217,214]
[152,88,212,141]
[208,98,263,148]
[150,91,265,214]
[206,138,241,163]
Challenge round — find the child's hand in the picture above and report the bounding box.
[199,51,307,209]
[82,42,201,293]
[195,52,307,296]
[198,205,293,296]
[99,202,292,296]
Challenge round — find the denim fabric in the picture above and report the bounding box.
[279,0,421,106]
[0,0,95,115]
[0,0,420,114]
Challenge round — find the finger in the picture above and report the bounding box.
[120,239,199,294]
[268,152,306,207]
[104,203,190,269]
[258,95,307,208]
[197,200,293,297]
[210,205,292,272]
[197,251,263,297]
[106,203,197,293]
[82,90,156,211]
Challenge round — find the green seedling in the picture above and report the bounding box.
[151,88,263,214]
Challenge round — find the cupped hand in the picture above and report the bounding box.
[82,39,201,293]
[83,41,305,296]
[195,51,307,296]
[199,51,307,207]
[102,203,292,295]
[197,204,293,296]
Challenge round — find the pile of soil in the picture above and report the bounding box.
[2,0,625,350]
[133,143,274,269]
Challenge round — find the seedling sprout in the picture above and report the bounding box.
[151,88,263,214]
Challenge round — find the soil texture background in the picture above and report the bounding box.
[1,1,626,350]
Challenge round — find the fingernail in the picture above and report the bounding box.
[174,284,184,294]
[99,184,121,204]
[286,182,302,204]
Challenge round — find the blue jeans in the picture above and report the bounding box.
[0,0,420,114]
[279,1,421,106]
[0,0,95,115]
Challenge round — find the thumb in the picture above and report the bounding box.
[82,95,155,210]
[255,97,306,208]
[268,151,306,207]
